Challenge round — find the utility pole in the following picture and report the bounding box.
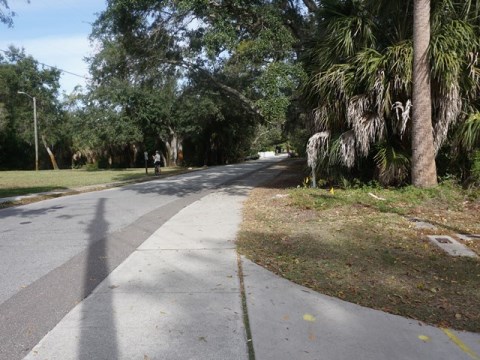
[18,91,39,171]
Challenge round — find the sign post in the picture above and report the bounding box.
[144,151,149,174]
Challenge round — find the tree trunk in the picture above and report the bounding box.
[164,141,172,167]
[161,128,183,166]
[130,143,139,168]
[411,0,437,188]
[41,135,59,170]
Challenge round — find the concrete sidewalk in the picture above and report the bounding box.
[23,184,480,360]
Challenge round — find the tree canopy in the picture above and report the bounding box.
[1,0,479,187]
[0,47,64,169]
[79,0,316,166]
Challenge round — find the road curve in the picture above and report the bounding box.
[0,157,286,360]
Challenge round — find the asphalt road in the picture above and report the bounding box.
[0,158,285,360]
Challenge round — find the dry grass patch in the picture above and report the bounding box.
[237,160,480,332]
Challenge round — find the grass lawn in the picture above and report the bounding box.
[0,167,188,201]
[237,159,480,332]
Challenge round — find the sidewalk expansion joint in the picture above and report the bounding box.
[135,247,237,251]
[237,252,256,360]
[100,290,240,294]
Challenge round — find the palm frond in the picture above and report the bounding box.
[339,130,356,168]
[374,143,410,186]
[431,20,478,86]
[467,51,479,85]
[347,95,385,157]
[433,84,463,153]
[318,0,377,60]
[313,106,330,132]
[392,100,412,138]
[455,112,480,151]
[382,41,413,94]
[306,131,330,168]
[311,63,356,102]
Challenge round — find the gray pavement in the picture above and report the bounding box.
[0,159,283,360]
[20,174,480,359]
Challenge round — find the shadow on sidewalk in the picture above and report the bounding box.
[78,198,119,359]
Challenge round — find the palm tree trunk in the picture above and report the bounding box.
[411,0,437,187]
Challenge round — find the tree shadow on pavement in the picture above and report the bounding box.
[78,198,119,360]
[119,159,304,199]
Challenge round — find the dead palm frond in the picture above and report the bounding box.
[433,83,462,153]
[306,131,330,168]
[392,100,412,138]
[347,95,385,157]
[339,130,356,168]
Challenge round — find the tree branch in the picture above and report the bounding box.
[302,0,318,13]
[164,58,263,117]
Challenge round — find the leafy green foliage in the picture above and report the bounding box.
[455,113,480,151]
[81,0,313,166]
[472,150,480,185]
[373,142,410,186]
[0,47,63,169]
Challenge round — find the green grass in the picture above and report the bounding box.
[0,167,186,198]
[289,181,477,216]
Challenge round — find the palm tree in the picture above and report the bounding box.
[303,0,479,186]
[411,0,437,187]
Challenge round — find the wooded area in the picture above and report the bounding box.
[1,0,479,188]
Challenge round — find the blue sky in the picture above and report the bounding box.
[1,0,107,94]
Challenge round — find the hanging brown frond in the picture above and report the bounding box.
[347,95,385,157]
[313,106,329,132]
[306,131,330,168]
[434,84,462,153]
[339,130,356,168]
[373,70,386,117]
[392,100,412,138]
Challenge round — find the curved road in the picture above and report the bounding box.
[0,157,286,360]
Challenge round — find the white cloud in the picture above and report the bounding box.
[0,35,95,93]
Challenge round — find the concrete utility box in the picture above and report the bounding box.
[427,235,478,258]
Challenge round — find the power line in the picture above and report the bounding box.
[0,48,91,79]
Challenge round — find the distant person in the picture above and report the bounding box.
[153,150,162,175]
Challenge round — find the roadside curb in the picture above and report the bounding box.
[0,167,203,207]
